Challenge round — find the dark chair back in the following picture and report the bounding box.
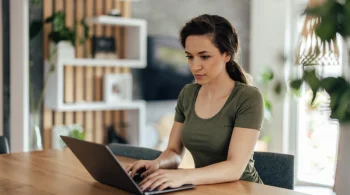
[108,143,162,160]
[0,136,9,154]
[253,152,294,190]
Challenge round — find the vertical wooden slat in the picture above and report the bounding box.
[84,0,94,141]
[64,0,74,125]
[53,0,64,126]
[113,0,122,136]
[119,0,132,138]
[75,0,84,128]
[94,0,104,143]
[103,0,113,143]
[63,0,74,105]
[75,0,85,102]
[43,0,53,150]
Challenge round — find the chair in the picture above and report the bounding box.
[0,136,10,154]
[108,143,162,160]
[253,151,294,190]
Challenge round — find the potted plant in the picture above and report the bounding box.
[290,0,350,194]
[29,11,89,151]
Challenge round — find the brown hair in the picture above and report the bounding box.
[179,14,250,84]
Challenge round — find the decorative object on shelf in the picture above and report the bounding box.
[290,0,350,194]
[108,9,122,17]
[52,124,85,149]
[103,73,132,103]
[92,36,118,59]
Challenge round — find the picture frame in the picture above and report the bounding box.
[103,73,132,103]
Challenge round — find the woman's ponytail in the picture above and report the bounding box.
[225,60,251,85]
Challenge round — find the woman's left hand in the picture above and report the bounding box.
[138,169,190,192]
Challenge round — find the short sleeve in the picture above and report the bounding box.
[234,87,264,130]
[174,86,186,123]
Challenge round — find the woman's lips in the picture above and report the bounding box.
[194,74,205,79]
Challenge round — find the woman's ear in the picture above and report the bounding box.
[224,53,231,63]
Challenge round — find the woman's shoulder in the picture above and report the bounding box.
[180,83,199,96]
[235,82,263,103]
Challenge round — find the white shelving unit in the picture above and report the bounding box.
[44,16,148,146]
[85,15,147,67]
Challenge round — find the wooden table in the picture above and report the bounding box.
[0,149,307,195]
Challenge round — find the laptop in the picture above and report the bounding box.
[61,136,195,195]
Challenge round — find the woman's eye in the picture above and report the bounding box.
[186,56,193,59]
[201,56,211,60]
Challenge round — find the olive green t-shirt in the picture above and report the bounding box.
[174,81,264,184]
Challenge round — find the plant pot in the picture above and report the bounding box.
[333,123,350,195]
[49,41,75,62]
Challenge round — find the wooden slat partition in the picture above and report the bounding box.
[103,0,113,144]
[94,0,104,144]
[43,0,132,148]
[113,0,122,137]
[53,0,64,126]
[43,0,53,150]
[84,0,94,142]
[64,0,74,125]
[120,0,132,138]
[74,0,84,131]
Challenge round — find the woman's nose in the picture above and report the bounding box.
[191,60,202,70]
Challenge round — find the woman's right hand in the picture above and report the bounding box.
[125,160,161,178]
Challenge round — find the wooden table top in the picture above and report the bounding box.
[0,149,307,195]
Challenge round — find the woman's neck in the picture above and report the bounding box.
[200,71,236,100]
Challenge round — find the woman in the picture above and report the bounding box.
[126,14,264,192]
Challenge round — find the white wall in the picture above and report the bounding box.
[0,0,3,136]
[250,0,307,153]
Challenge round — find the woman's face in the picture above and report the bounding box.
[185,35,230,85]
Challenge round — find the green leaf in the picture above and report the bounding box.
[315,19,338,41]
[274,81,282,95]
[335,89,350,120]
[264,99,272,113]
[290,79,303,90]
[29,20,43,40]
[261,68,274,82]
[320,77,340,94]
[52,12,66,32]
[302,69,320,104]
[69,129,85,140]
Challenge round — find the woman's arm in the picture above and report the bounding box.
[139,127,260,191]
[141,121,185,177]
[184,127,260,185]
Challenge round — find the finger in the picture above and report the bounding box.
[140,169,155,178]
[131,163,143,178]
[139,172,162,188]
[139,170,161,186]
[125,164,132,172]
[148,177,168,192]
[157,182,171,191]
[139,175,162,191]
[125,162,136,172]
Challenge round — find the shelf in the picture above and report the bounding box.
[82,15,147,68]
[60,58,146,68]
[48,100,146,112]
[85,15,146,26]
